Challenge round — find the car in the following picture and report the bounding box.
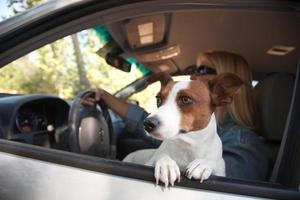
[0,0,300,199]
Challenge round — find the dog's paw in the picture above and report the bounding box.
[185,159,213,183]
[154,155,180,187]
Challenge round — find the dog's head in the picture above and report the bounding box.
[144,73,244,140]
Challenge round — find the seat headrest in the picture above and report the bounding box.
[254,73,294,141]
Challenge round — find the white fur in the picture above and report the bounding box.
[123,81,225,187]
[147,81,190,139]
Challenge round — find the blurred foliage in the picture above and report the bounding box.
[6,0,48,14]
[0,0,165,112]
[0,29,144,99]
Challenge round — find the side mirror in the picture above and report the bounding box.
[105,53,131,72]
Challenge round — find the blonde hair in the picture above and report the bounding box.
[197,51,257,130]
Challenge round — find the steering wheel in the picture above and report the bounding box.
[68,89,116,158]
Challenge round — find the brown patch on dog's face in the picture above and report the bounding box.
[178,73,244,132]
[151,73,243,135]
[178,80,214,132]
[156,80,175,107]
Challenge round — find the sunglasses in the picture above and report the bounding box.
[194,65,217,75]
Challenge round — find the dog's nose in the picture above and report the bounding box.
[144,117,160,133]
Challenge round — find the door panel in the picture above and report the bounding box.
[0,152,269,200]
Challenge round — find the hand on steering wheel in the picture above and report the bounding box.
[82,88,105,106]
[68,89,116,158]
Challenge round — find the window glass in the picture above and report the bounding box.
[0,0,49,22]
[0,29,143,99]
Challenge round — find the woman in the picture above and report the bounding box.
[191,51,267,180]
[84,50,268,181]
[193,51,257,129]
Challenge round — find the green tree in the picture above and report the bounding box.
[71,34,91,91]
[7,0,48,13]
[1,0,154,110]
[6,0,91,94]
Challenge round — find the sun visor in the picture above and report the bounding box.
[124,14,168,50]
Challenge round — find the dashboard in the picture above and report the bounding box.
[15,101,59,134]
[16,105,50,134]
[0,95,70,148]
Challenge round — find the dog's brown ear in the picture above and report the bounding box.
[208,73,244,106]
[147,72,173,87]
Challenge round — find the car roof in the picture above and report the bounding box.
[0,0,299,80]
[107,7,300,80]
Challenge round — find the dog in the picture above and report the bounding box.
[123,73,244,187]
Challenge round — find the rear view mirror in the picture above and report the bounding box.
[95,38,131,73]
[105,53,131,72]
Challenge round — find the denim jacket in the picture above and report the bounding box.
[123,104,268,181]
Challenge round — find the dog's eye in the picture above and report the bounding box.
[178,96,193,105]
[156,96,162,107]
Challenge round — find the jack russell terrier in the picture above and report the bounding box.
[124,73,244,187]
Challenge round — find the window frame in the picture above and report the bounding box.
[0,0,300,199]
[0,139,299,199]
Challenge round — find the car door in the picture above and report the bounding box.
[0,1,300,200]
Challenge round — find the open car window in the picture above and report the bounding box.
[0,28,144,99]
[0,1,300,200]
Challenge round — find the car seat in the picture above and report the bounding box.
[254,73,294,179]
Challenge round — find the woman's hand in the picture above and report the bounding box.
[82,88,105,106]
[81,88,129,118]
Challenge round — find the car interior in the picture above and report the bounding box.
[0,2,299,190]
[108,10,298,182]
